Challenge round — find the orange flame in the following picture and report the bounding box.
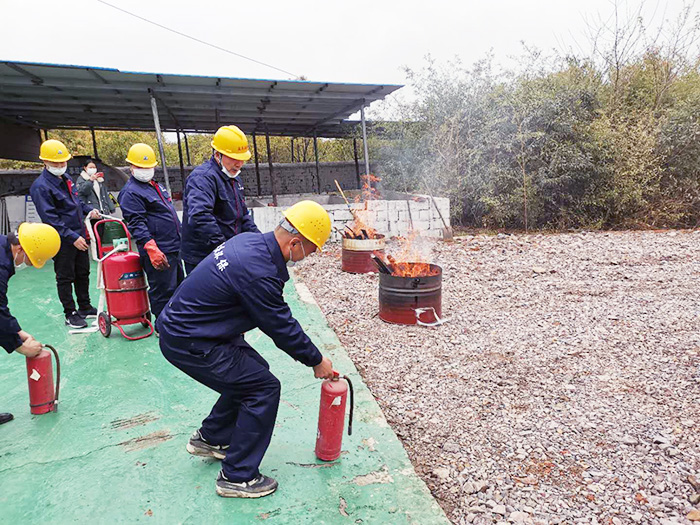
[382,230,438,277]
[341,174,381,239]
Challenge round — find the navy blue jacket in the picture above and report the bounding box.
[181,157,259,265]
[157,232,322,367]
[118,177,182,255]
[30,169,94,243]
[0,236,22,353]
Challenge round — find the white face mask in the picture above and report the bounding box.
[47,165,67,177]
[132,168,155,183]
[287,241,306,268]
[13,252,27,272]
[86,167,97,176]
[222,166,240,179]
[217,154,240,178]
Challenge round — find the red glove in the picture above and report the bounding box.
[144,240,169,270]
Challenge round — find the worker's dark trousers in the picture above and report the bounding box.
[53,242,92,315]
[159,333,281,482]
[183,261,198,276]
[141,252,184,318]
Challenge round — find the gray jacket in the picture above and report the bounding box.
[75,171,116,214]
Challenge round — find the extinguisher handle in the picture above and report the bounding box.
[343,375,354,437]
[44,344,60,410]
[331,370,340,380]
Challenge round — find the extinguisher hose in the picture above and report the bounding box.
[343,375,354,436]
[44,344,60,411]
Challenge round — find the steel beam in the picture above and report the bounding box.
[360,104,370,177]
[252,132,261,196]
[265,128,277,206]
[150,93,171,195]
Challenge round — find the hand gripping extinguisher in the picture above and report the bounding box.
[315,371,354,461]
[26,344,60,415]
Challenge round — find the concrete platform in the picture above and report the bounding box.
[0,262,448,524]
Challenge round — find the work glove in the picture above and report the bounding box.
[144,240,170,270]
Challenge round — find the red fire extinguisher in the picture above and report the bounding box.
[315,371,354,461]
[26,344,60,415]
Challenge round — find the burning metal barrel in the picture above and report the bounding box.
[378,263,442,325]
[341,235,386,274]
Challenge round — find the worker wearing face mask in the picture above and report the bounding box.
[181,125,260,274]
[29,139,101,329]
[0,223,61,426]
[157,200,334,498]
[118,143,183,320]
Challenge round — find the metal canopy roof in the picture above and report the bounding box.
[0,61,402,138]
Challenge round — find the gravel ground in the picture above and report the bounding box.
[295,230,700,525]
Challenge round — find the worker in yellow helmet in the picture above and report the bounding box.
[1,223,60,426]
[157,200,333,498]
[181,125,260,274]
[29,139,101,329]
[118,143,183,321]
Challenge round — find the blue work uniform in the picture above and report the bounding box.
[157,231,322,482]
[180,156,260,271]
[0,236,22,354]
[30,169,95,315]
[118,177,183,318]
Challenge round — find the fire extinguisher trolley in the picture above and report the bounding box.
[87,215,154,340]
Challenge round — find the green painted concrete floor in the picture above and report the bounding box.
[0,262,448,524]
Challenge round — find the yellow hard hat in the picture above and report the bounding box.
[211,125,252,161]
[126,143,158,168]
[282,200,331,251]
[39,139,72,162]
[17,223,60,269]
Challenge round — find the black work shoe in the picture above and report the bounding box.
[0,413,14,425]
[77,306,97,318]
[65,311,88,329]
[215,470,278,498]
[186,429,228,460]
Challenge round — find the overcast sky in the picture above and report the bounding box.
[1,0,693,106]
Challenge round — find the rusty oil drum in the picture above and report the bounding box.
[378,264,442,325]
[341,235,386,274]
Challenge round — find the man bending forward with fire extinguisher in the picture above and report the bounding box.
[157,200,335,498]
[0,223,60,426]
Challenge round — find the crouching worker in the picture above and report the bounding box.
[118,144,183,320]
[156,200,335,498]
[1,223,60,425]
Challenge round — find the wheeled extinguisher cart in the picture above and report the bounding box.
[26,344,60,414]
[88,215,153,340]
[315,372,354,461]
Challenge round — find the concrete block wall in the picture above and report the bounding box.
[0,160,368,198]
[251,196,450,241]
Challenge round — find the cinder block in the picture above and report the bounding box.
[418,210,432,221]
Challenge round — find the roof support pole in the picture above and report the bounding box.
[252,132,261,196]
[360,104,370,178]
[150,94,172,195]
[90,127,99,160]
[290,138,294,163]
[176,129,186,193]
[313,131,320,194]
[265,125,277,206]
[183,132,191,165]
[42,130,48,141]
[353,138,361,189]
[265,128,277,207]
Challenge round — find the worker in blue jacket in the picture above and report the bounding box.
[180,125,260,273]
[118,143,183,319]
[157,200,334,498]
[29,139,101,329]
[1,223,61,425]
